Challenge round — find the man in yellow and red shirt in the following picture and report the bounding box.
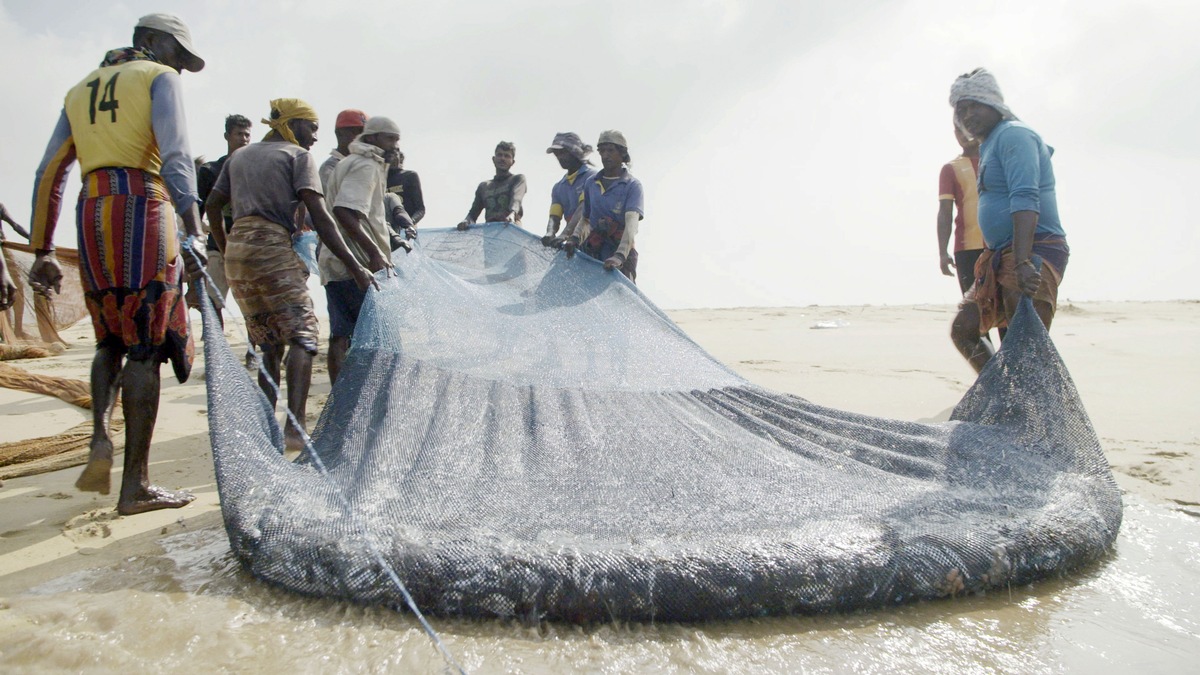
[27,14,207,515]
[937,125,983,295]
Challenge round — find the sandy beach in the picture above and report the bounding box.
[0,300,1197,671]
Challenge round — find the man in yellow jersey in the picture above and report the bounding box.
[936,123,1003,352]
[28,14,207,515]
[937,124,983,295]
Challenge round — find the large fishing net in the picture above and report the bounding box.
[202,223,1121,623]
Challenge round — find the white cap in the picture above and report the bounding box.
[135,13,204,72]
[363,116,401,137]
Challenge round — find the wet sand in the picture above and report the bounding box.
[1,301,1197,671]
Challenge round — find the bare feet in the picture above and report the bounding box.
[75,436,115,494]
[117,485,194,516]
[284,426,307,453]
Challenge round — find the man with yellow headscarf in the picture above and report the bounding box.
[206,98,383,452]
[27,13,208,515]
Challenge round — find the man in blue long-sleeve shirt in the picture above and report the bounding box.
[948,68,1070,373]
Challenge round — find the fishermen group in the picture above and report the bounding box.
[11,13,1067,516]
[447,130,645,280]
[16,14,648,514]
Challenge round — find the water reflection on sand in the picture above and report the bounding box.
[0,497,1196,673]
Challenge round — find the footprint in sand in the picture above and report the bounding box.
[63,509,119,543]
[1118,463,1172,486]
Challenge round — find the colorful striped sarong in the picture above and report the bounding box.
[76,168,192,382]
[224,216,319,353]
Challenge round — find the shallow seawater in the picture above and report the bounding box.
[0,497,1196,674]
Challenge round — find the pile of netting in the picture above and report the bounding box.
[202,223,1121,623]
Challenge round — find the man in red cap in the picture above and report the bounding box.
[320,109,368,190]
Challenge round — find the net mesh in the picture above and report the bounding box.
[0,241,89,350]
[202,223,1122,622]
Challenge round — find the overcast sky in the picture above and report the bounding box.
[1,0,1195,308]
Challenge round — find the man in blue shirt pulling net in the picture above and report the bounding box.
[948,68,1070,373]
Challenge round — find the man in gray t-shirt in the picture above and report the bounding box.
[204,98,380,452]
[214,141,319,233]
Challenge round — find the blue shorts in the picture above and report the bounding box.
[324,279,366,338]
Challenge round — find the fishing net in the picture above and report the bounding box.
[202,223,1121,623]
[0,241,88,350]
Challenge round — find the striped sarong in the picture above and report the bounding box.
[224,216,319,353]
[76,168,192,382]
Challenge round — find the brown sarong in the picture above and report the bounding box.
[224,216,318,353]
[964,239,1067,335]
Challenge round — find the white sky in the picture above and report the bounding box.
[1,0,1196,309]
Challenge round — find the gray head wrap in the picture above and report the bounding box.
[949,68,1018,121]
[546,132,593,163]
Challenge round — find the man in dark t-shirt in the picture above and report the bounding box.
[457,141,526,229]
[192,114,251,320]
[385,151,425,224]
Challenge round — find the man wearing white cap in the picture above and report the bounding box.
[319,115,404,384]
[26,14,207,514]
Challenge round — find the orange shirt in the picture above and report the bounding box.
[938,155,983,252]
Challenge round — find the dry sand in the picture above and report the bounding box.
[0,300,1197,587]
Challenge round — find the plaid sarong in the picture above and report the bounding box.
[966,237,1069,335]
[76,168,193,382]
[224,216,319,353]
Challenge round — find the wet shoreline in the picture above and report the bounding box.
[1,497,1196,673]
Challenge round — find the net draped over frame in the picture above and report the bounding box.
[202,223,1121,623]
[1,242,88,350]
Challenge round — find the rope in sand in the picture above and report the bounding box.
[0,419,125,481]
[0,361,93,408]
[0,362,115,482]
